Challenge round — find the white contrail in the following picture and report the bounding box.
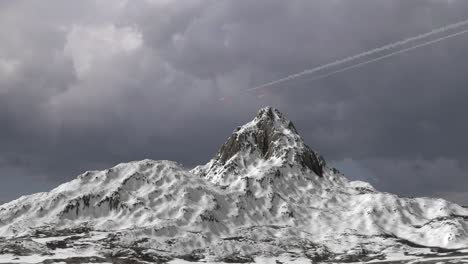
[293,28,468,84]
[248,18,468,91]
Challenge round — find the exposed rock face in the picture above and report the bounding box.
[217,107,295,163]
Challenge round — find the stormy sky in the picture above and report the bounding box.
[1,0,467,205]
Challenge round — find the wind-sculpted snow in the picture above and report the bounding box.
[0,107,467,263]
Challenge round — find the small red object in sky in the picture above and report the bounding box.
[219,96,232,103]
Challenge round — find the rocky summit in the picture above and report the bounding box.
[0,107,467,264]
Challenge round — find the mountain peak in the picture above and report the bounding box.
[219,106,299,162]
[193,106,326,184]
[253,106,298,133]
[254,106,282,122]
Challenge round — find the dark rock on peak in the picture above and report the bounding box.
[211,107,326,177]
[256,106,298,133]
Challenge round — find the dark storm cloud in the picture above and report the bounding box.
[0,0,467,204]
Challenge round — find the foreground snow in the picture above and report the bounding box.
[0,107,467,263]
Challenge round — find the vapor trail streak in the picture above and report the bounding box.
[294,28,468,84]
[248,19,468,91]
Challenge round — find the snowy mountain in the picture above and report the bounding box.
[0,107,467,263]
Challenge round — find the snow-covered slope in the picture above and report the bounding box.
[0,107,467,263]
